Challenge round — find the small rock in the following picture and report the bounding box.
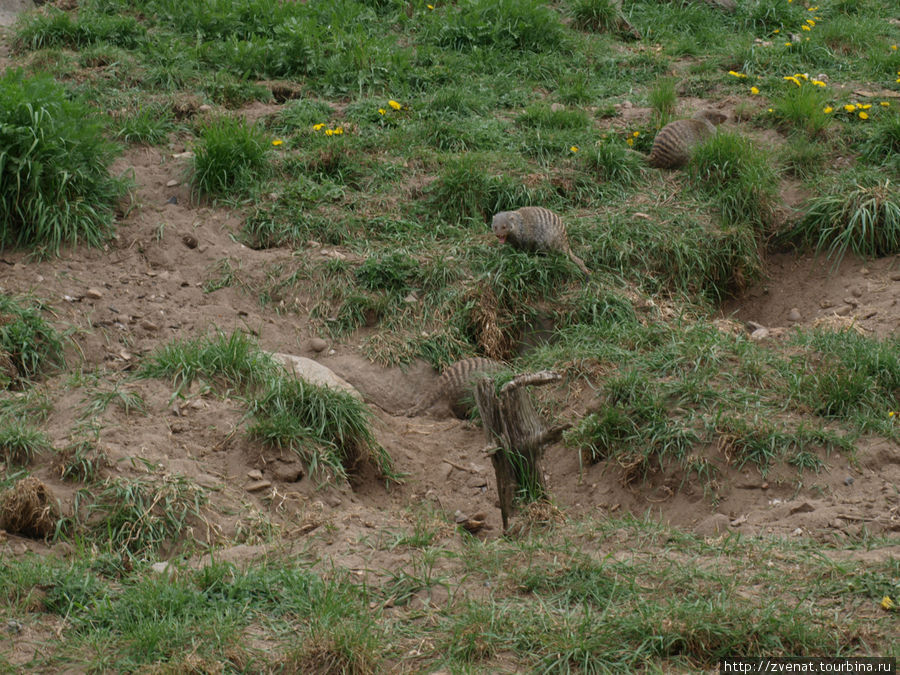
[889,271,900,281]
[85,288,103,300]
[834,305,853,316]
[325,494,342,508]
[850,286,863,298]
[746,320,765,331]
[860,267,869,275]
[844,476,854,486]
[403,292,418,304]
[247,469,263,480]
[730,514,748,527]
[63,294,77,302]
[198,104,212,112]
[246,480,271,492]
[789,502,814,515]
[787,308,802,322]
[272,462,303,483]
[843,297,859,306]
[166,179,179,188]
[140,320,159,332]
[750,327,769,341]
[309,337,327,353]
[172,151,194,159]
[182,234,198,249]
[791,527,803,536]
[150,562,175,576]
[166,196,178,205]
[5,619,22,634]
[819,299,834,309]
[550,102,565,112]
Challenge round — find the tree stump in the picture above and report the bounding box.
[474,371,571,532]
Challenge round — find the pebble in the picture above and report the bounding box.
[272,463,303,483]
[850,286,863,298]
[309,337,327,352]
[246,480,271,492]
[550,102,565,112]
[890,271,900,281]
[403,292,418,304]
[140,320,159,332]
[860,267,870,275]
[819,299,834,309]
[791,527,803,536]
[85,288,103,300]
[834,305,853,316]
[844,476,854,486]
[198,104,212,112]
[750,327,769,341]
[787,308,802,322]
[166,179,179,188]
[843,296,859,306]
[746,320,765,331]
[6,620,22,634]
[166,196,178,205]
[247,469,263,480]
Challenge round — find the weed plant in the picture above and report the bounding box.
[113,105,176,145]
[0,293,65,383]
[648,77,677,127]
[191,116,270,199]
[859,111,900,170]
[0,420,52,465]
[788,177,900,260]
[770,83,831,137]
[0,70,126,252]
[569,0,621,34]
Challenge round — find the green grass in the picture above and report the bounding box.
[191,115,271,199]
[113,104,176,145]
[787,176,900,261]
[0,420,52,465]
[0,293,65,385]
[0,69,126,253]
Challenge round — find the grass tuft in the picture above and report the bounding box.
[191,116,270,199]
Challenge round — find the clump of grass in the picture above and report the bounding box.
[355,253,421,293]
[79,474,208,556]
[770,83,831,137]
[688,131,778,231]
[0,69,126,252]
[580,136,644,188]
[0,293,65,384]
[569,0,621,33]
[0,421,52,465]
[859,110,900,169]
[113,105,176,145]
[14,9,146,50]
[788,178,900,261]
[58,437,110,483]
[782,135,827,180]
[428,0,566,52]
[648,77,677,127]
[80,384,146,419]
[191,116,270,199]
[738,0,805,33]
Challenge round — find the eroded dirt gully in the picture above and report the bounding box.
[1,142,899,569]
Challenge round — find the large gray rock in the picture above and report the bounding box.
[270,352,362,400]
[0,0,35,27]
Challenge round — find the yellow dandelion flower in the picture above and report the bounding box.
[783,76,802,86]
[427,3,434,8]
[773,29,780,34]
[728,70,746,78]
[793,72,808,80]
[844,104,856,112]
[806,19,815,26]
[811,80,826,87]
[626,138,634,146]
[750,86,759,95]
[882,596,895,610]
[784,42,793,47]
[633,131,640,137]
[334,127,344,135]
[388,99,402,110]
[801,24,810,31]
[767,108,774,113]
[325,129,334,136]
[896,78,900,83]
[892,45,898,51]
[880,101,890,107]
[272,139,283,146]
[890,411,896,417]
[313,123,326,131]
[570,145,579,153]
[823,106,833,113]
[860,104,872,109]
[859,112,869,120]
[378,108,386,115]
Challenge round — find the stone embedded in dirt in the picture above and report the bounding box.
[166,179,179,188]
[5,620,22,635]
[730,514,748,527]
[787,307,802,322]
[835,305,853,316]
[182,234,198,249]
[694,513,731,536]
[843,297,859,306]
[789,502,815,515]
[746,320,764,331]
[272,462,303,483]
[166,196,177,205]
[820,299,834,308]
[750,327,769,341]
[860,267,870,275]
[791,527,803,536]
[851,286,863,298]
[85,288,103,299]
[140,320,159,332]
[172,151,194,159]
[247,469,263,480]
[309,337,327,352]
[245,480,271,492]
[270,353,362,399]
[844,476,855,486]
[890,271,900,281]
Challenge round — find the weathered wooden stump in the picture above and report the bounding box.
[474,371,571,532]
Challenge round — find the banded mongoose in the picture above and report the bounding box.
[491,207,591,276]
[405,357,503,419]
[647,109,728,169]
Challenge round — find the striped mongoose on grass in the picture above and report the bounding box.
[405,357,504,419]
[491,206,591,276]
[648,109,728,169]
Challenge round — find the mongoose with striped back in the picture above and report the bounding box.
[405,357,503,419]
[648,109,728,169]
[491,206,591,276]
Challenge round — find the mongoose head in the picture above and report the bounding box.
[694,109,728,125]
[491,211,520,244]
